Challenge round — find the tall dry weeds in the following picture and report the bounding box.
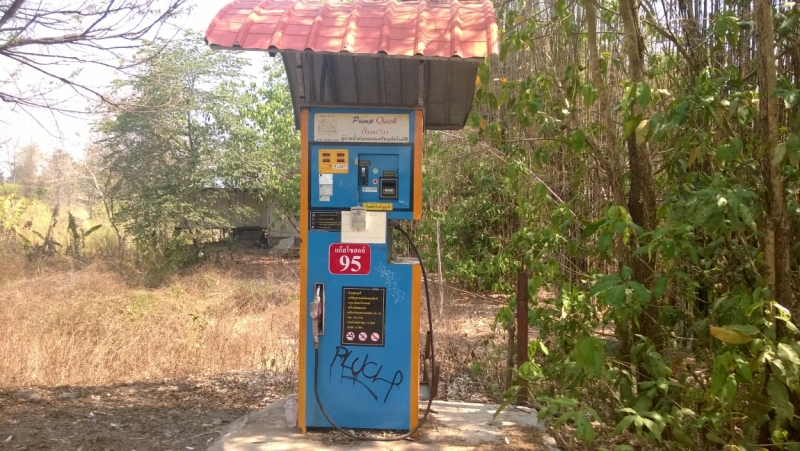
[0,260,299,389]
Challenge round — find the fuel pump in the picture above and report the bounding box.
[299,108,433,435]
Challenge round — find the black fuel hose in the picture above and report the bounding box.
[312,226,436,441]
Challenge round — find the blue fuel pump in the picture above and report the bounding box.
[299,108,434,436]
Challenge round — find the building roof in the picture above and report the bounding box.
[205,0,498,130]
[205,0,498,59]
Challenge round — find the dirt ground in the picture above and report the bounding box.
[0,371,287,450]
[0,373,556,451]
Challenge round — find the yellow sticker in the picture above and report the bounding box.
[319,149,349,174]
[363,203,393,211]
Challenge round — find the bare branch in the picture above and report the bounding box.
[0,0,190,114]
[0,0,26,30]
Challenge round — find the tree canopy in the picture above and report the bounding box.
[96,35,299,250]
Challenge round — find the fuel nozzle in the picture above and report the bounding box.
[310,285,323,349]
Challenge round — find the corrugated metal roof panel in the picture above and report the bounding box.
[205,0,498,59]
[206,0,497,129]
[279,51,482,129]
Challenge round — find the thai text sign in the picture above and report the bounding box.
[314,113,410,143]
[341,287,386,346]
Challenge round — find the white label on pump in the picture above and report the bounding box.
[350,207,366,231]
[340,211,386,244]
[319,173,333,200]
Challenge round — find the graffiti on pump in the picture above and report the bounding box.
[329,346,403,402]
[377,263,406,304]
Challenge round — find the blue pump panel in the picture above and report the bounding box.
[309,108,416,220]
[304,231,416,429]
[303,107,420,431]
[309,146,413,211]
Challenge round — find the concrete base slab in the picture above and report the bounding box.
[208,396,557,450]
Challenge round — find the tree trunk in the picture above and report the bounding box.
[515,266,529,403]
[619,0,663,350]
[755,0,794,329]
[754,0,797,440]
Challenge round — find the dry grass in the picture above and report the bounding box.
[1,195,509,402]
[1,250,511,404]
[0,256,299,389]
[2,196,119,257]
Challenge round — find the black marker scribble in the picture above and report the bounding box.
[329,346,403,402]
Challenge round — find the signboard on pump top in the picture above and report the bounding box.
[314,113,410,143]
[329,243,371,275]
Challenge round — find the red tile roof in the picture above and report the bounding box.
[205,0,498,59]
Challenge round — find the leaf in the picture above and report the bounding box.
[720,374,738,404]
[739,204,758,232]
[575,414,596,442]
[583,84,598,106]
[635,120,650,145]
[777,343,800,367]
[582,219,604,238]
[773,142,787,167]
[575,335,605,376]
[768,378,794,423]
[598,233,613,254]
[492,385,520,419]
[643,417,662,441]
[737,106,752,125]
[571,129,586,152]
[606,285,627,307]
[478,63,490,86]
[637,82,651,108]
[614,415,637,435]
[83,225,103,237]
[623,116,641,139]
[779,89,799,108]
[734,354,754,382]
[706,432,728,444]
[553,410,576,428]
[467,111,482,127]
[629,281,651,305]
[716,143,734,162]
[653,275,668,299]
[710,326,753,344]
[787,133,800,164]
[588,274,623,297]
[724,325,760,336]
[673,428,694,447]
